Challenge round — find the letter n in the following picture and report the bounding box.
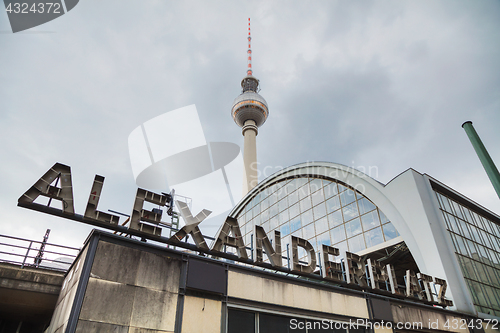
[254,225,282,266]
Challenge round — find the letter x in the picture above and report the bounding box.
[169,201,211,250]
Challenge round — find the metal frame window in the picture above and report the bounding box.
[435,191,500,317]
[227,307,368,333]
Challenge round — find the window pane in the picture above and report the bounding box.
[260,313,305,333]
[300,197,312,213]
[228,308,255,333]
[270,216,279,230]
[303,222,316,239]
[379,210,389,224]
[315,216,329,234]
[288,190,299,206]
[280,222,290,236]
[261,197,269,211]
[326,196,341,214]
[269,204,278,218]
[324,182,338,199]
[301,209,314,226]
[348,234,365,253]
[342,202,359,221]
[382,222,399,241]
[298,183,311,200]
[452,234,469,256]
[313,203,327,220]
[361,211,380,231]
[328,209,344,228]
[345,218,362,238]
[311,188,325,207]
[317,231,331,246]
[261,208,270,223]
[365,227,384,248]
[340,189,356,206]
[290,216,301,233]
[335,240,348,255]
[331,225,347,244]
[279,210,289,225]
[358,197,376,215]
[278,198,288,213]
[450,200,464,219]
[458,255,477,280]
[440,194,453,213]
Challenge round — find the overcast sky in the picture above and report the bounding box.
[1,1,499,251]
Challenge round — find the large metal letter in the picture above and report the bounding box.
[434,277,453,306]
[18,163,74,214]
[406,270,424,299]
[130,188,169,236]
[320,244,343,282]
[254,225,282,267]
[417,273,434,302]
[291,236,316,274]
[169,200,211,250]
[367,258,392,291]
[345,252,368,287]
[84,175,119,225]
[385,264,402,294]
[212,216,248,259]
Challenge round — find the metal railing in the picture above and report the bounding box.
[0,234,80,272]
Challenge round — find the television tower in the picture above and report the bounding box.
[231,18,269,194]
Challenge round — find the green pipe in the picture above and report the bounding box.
[462,121,500,199]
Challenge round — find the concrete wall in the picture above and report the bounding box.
[75,240,181,332]
[45,238,183,333]
[45,245,88,333]
[391,302,469,333]
[181,296,221,333]
[227,270,369,319]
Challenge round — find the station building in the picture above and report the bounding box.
[229,162,500,320]
[39,161,499,333]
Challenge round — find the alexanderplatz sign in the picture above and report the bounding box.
[18,163,453,308]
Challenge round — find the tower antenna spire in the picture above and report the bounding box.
[247,18,252,76]
[231,18,269,194]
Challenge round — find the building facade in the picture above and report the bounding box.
[228,162,500,319]
[44,230,488,333]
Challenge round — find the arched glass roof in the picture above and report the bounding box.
[236,176,399,262]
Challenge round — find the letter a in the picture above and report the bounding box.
[18,163,75,214]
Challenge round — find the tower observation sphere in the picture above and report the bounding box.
[231,77,269,129]
[232,18,269,195]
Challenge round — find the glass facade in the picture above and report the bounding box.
[236,177,400,263]
[435,191,500,317]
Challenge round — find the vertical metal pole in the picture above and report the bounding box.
[462,121,500,199]
[21,242,32,268]
[286,243,290,270]
[317,252,322,277]
[250,233,254,261]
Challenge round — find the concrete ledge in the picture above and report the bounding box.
[0,263,64,326]
[0,262,64,294]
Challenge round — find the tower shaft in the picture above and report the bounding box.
[242,120,258,194]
